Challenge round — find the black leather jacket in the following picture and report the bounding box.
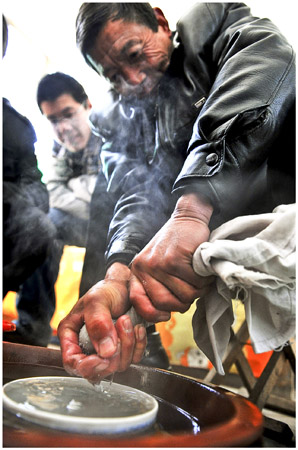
[100,2,295,268]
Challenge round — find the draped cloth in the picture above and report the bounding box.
[192,204,296,375]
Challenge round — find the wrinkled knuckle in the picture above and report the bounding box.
[57,318,66,333]
[164,253,176,269]
[137,254,158,272]
[145,257,158,271]
[83,290,97,306]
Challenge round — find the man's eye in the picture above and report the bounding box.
[109,73,120,84]
[128,51,141,62]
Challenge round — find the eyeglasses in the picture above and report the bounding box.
[47,105,85,127]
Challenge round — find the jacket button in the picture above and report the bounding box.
[206,153,219,166]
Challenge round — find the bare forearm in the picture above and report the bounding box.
[173,192,213,224]
[105,262,131,281]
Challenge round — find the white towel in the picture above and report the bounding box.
[192,204,296,375]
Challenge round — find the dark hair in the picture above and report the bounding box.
[3,15,8,58]
[37,72,88,111]
[76,3,158,71]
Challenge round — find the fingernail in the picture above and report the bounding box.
[123,317,133,333]
[110,341,121,360]
[98,336,116,357]
[138,326,147,340]
[95,360,110,371]
[160,314,171,322]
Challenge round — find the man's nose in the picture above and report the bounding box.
[122,67,146,85]
[54,119,72,134]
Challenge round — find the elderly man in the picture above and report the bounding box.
[58,3,295,382]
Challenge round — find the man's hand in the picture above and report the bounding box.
[129,193,214,322]
[57,263,147,383]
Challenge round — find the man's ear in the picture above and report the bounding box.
[153,7,171,34]
[85,98,92,111]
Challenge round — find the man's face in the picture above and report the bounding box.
[41,94,92,152]
[89,10,173,98]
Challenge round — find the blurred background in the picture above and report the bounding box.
[2,0,296,177]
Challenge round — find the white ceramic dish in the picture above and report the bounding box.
[3,376,159,434]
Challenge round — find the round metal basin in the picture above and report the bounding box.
[3,342,263,447]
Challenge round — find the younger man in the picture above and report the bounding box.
[10,73,106,346]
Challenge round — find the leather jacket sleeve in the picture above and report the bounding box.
[101,141,180,267]
[173,3,295,226]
